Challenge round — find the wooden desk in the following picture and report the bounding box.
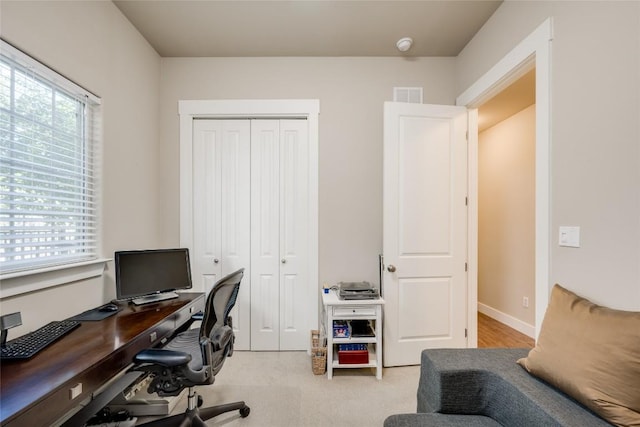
[0,293,205,427]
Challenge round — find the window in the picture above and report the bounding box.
[0,40,101,276]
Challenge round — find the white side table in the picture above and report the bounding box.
[322,289,385,379]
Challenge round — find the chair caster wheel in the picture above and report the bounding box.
[197,395,203,407]
[240,406,250,418]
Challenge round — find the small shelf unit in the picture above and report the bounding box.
[322,289,384,379]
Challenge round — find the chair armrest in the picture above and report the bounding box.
[134,348,192,367]
[191,311,204,321]
[211,325,233,353]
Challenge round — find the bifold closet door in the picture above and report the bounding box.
[250,119,309,351]
[192,119,251,350]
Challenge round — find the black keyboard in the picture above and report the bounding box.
[0,320,80,360]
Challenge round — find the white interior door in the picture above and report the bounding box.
[192,119,251,350]
[250,120,309,350]
[383,102,468,367]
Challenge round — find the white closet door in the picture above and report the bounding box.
[192,119,251,350]
[250,119,310,351]
[279,120,309,350]
[250,120,281,350]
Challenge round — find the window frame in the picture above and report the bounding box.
[0,40,107,297]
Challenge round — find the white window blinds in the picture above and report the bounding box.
[0,40,101,275]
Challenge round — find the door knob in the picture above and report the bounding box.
[387,264,396,273]
[213,258,219,264]
[281,258,287,264]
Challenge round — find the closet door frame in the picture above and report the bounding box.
[179,99,320,350]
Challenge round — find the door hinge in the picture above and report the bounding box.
[465,262,468,272]
[465,196,468,206]
[465,328,468,338]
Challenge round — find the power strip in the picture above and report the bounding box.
[87,419,137,427]
[123,373,153,400]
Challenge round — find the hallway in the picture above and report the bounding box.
[477,312,534,348]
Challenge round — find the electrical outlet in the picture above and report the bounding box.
[522,297,529,308]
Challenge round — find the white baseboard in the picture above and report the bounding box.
[478,303,535,338]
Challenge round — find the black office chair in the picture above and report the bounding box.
[131,268,250,426]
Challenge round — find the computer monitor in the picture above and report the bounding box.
[114,248,193,305]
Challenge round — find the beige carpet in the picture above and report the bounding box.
[143,351,420,426]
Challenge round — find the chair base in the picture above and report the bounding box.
[137,388,250,427]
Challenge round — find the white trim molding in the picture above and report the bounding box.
[478,303,536,338]
[0,258,109,299]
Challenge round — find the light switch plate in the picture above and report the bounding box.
[559,226,580,248]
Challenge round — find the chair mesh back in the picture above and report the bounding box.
[200,269,244,340]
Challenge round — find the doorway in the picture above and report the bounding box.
[476,69,537,343]
[457,18,553,344]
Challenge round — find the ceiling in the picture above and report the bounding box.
[113,0,503,57]
[478,68,536,132]
[113,0,533,128]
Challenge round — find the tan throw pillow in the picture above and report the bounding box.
[517,284,640,427]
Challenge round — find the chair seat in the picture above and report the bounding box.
[134,348,192,367]
[165,329,204,371]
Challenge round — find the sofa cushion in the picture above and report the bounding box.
[517,284,640,427]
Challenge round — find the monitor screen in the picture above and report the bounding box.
[114,248,193,300]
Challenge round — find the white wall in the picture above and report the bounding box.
[159,57,457,288]
[478,104,536,326]
[4,0,638,338]
[458,1,640,310]
[0,1,162,335]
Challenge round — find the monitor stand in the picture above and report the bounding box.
[132,292,179,306]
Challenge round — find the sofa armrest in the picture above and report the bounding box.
[416,348,530,414]
[418,354,489,414]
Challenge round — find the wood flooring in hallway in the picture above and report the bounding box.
[477,312,535,348]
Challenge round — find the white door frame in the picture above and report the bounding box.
[178,99,320,346]
[457,18,553,343]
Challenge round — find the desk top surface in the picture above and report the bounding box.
[322,289,385,306]
[0,292,204,426]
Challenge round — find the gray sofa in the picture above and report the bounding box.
[384,348,611,427]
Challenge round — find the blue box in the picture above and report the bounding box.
[338,343,367,352]
[333,320,350,338]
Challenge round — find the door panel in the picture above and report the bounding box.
[383,103,468,367]
[279,120,309,350]
[400,117,452,255]
[193,119,251,350]
[193,121,222,291]
[251,120,280,350]
[398,278,452,338]
[252,273,279,350]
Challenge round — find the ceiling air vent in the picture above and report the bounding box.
[393,87,423,104]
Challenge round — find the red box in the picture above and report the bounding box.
[338,349,369,364]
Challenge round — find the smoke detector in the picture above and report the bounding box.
[396,37,413,52]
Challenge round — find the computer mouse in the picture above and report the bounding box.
[99,304,118,312]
